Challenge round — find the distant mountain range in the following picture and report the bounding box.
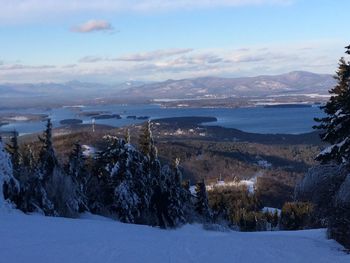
[0,71,335,103]
[119,71,335,99]
[0,80,144,99]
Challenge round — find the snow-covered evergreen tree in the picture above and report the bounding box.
[5,131,22,207]
[113,140,154,224]
[66,142,89,213]
[195,179,212,222]
[162,159,186,227]
[43,167,77,217]
[26,119,57,215]
[314,45,350,164]
[16,144,36,212]
[90,135,126,213]
[6,131,21,181]
[0,137,19,211]
[38,119,58,179]
[113,143,142,223]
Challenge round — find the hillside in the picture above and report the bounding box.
[119,71,335,99]
[0,72,334,107]
[0,212,348,263]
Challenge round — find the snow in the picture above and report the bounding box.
[6,116,29,121]
[262,207,281,216]
[0,212,348,263]
[63,105,85,108]
[82,145,96,157]
[257,160,272,168]
[318,138,349,160]
[207,171,264,193]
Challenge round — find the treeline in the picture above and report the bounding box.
[0,120,316,233]
[1,120,212,228]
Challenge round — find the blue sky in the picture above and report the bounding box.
[0,0,349,83]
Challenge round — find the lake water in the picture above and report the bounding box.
[0,104,323,135]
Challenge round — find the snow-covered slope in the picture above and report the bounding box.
[0,213,348,263]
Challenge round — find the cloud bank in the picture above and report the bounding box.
[0,42,340,83]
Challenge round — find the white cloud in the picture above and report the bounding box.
[79,56,106,63]
[0,0,293,23]
[113,48,194,62]
[71,20,113,33]
[78,48,194,63]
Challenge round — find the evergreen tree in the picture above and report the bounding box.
[21,144,36,174]
[165,158,186,227]
[195,179,212,222]
[139,120,153,157]
[46,167,80,217]
[314,45,350,163]
[5,131,22,206]
[0,137,19,210]
[111,139,153,224]
[113,143,142,223]
[66,142,89,212]
[90,135,126,213]
[6,131,21,180]
[28,118,57,215]
[38,118,58,179]
[17,144,37,212]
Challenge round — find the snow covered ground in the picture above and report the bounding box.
[0,212,348,263]
[206,171,264,193]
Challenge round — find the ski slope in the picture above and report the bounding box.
[0,212,348,263]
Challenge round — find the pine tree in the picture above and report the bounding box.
[314,45,350,163]
[38,118,58,179]
[165,158,186,227]
[21,144,36,174]
[112,140,152,223]
[66,142,89,212]
[28,118,57,215]
[5,131,22,207]
[139,120,153,157]
[6,131,21,180]
[90,135,124,213]
[125,128,131,144]
[113,144,141,223]
[195,179,212,222]
[45,167,80,217]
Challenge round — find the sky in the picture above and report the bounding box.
[0,0,349,83]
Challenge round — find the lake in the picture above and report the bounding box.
[0,104,323,135]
